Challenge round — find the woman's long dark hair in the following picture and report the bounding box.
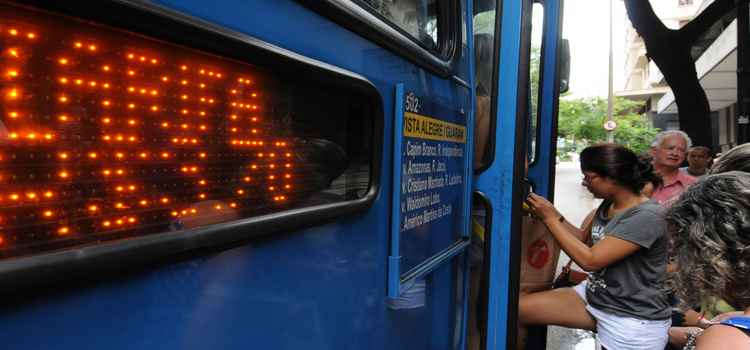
[580,144,659,194]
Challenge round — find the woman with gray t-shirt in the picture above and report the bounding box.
[521,144,671,350]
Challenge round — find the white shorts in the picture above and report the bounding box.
[574,281,671,350]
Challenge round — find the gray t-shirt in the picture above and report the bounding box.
[586,200,670,320]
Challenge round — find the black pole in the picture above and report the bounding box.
[738,0,749,144]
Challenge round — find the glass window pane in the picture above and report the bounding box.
[357,0,440,50]
[473,3,497,170]
[528,3,544,163]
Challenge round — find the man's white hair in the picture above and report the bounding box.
[651,130,692,149]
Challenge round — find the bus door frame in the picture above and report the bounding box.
[473,0,564,349]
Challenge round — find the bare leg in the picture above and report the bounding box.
[518,287,597,330]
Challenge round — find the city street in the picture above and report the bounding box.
[546,161,599,350]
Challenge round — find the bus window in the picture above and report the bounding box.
[0,2,377,260]
[473,3,497,171]
[356,0,440,51]
[528,2,544,163]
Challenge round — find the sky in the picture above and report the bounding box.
[560,0,628,98]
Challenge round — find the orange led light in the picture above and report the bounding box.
[116,219,123,225]
[89,81,97,87]
[103,83,110,89]
[150,105,159,112]
[139,56,146,62]
[58,227,69,235]
[115,152,124,159]
[236,189,245,195]
[43,210,53,218]
[9,193,19,201]
[268,175,275,180]
[180,65,187,70]
[139,88,146,94]
[127,103,135,109]
[75,79,83,85]
[160,197,170,204]
[89,205,99,212]
[243,176,251,182]
[102,169,111,176]
[103,221,111,227]
[102,65,110,71]
[171,211,178,217]
[74,42,83,48]
[251,93,257,98]
[139,200,148,206]
[58,152,69,159]
[269,186,275,191]
[102,118,111,124]
[6,70,18,78]
[161,122,169,128]
[128,185,136,191]
[190,208,197,214]
[285,174,292,179]
[0,235,4,245]
[214,204,223,210]
[128,70,135,76]
[115,186,124,192]
[161,152,169,158]
[198,193,206,199]
[7,89,19,99]
[8,111,18,118]
[151,59,157,64]
[43,191,53,198]
[115,169,124,175]
[198,180,207,185]
[198,152,206,158]
[88,44,97,51]
[102,100,111,107]
[128,86,135,92]
[231,89,237,94]
[59,171,69,179]
[161,76,168,82]
[128,217,136,223]
[115,202,125,209]
[88,152,98,159]
[27,32,36,39]
[229,202,237,208]
[181,80,187,85]
[284,184,291,189]
[59,58,68,65]
[26,192,37,200]
[139,152,148,159]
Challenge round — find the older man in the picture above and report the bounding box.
[650,130,697,208]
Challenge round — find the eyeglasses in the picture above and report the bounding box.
[582,173,600,185]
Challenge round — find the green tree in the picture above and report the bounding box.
[557,97,659,154]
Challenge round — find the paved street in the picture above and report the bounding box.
[546,161,599,350]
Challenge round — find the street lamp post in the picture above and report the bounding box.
[607,0,615,143]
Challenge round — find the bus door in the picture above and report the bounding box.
[472,0,565,349]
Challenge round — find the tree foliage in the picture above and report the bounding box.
[558,97,659,154]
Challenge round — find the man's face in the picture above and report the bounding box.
[687,149,710,169]
[651,135,688,171]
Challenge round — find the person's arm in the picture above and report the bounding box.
[526,193,641,272]
[695,325,750,349]
[473,95,491,168]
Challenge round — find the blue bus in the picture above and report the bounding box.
[0,1,565,349]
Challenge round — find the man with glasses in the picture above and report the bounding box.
[649,130,697,208]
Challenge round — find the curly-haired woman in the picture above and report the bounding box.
[522,144,671,350]
[667,171,750,349]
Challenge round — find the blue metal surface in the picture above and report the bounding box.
[528,0,564,199]
[0,1,473,349]
[474,0,526,349]
[388,83,406,298]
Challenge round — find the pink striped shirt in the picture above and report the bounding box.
[651,170,697,208]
